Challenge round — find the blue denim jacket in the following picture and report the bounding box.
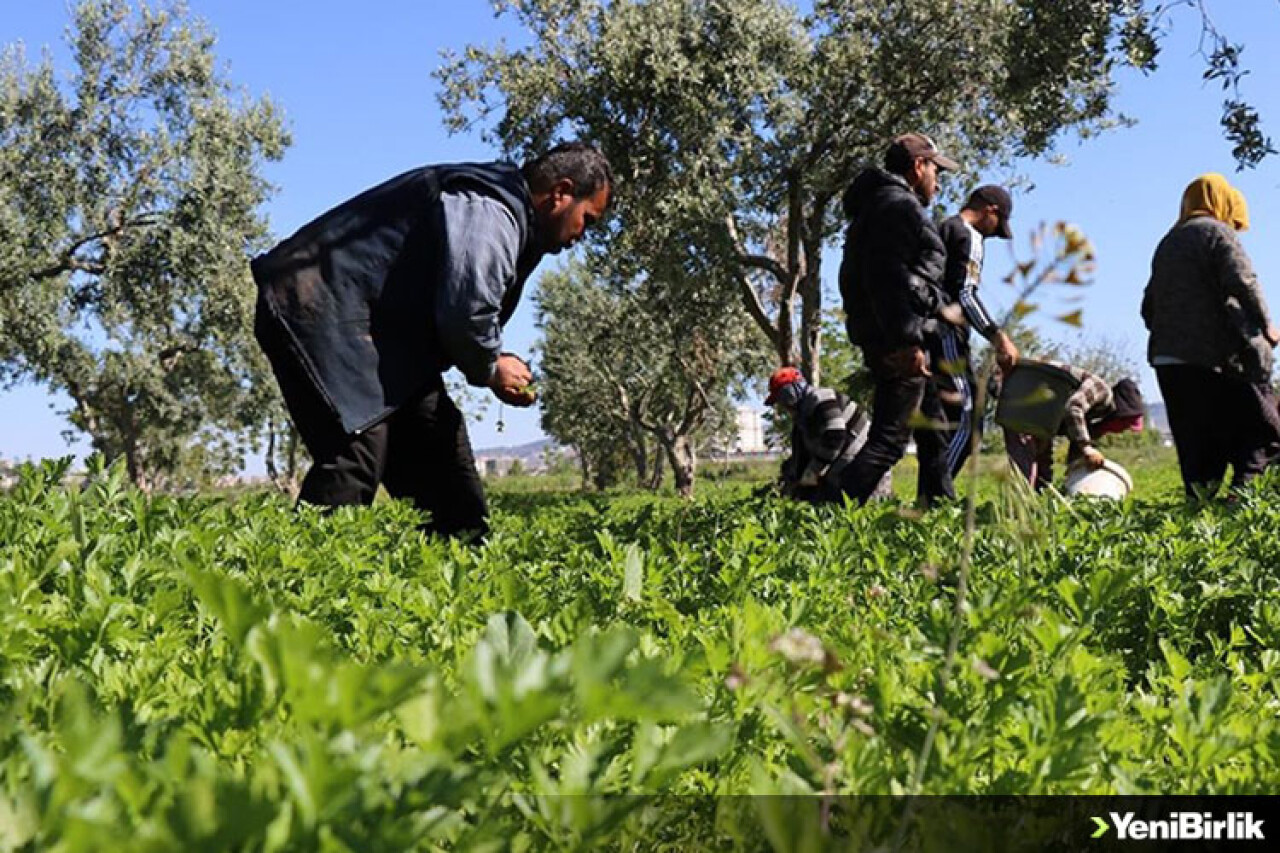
[252,162,542,434]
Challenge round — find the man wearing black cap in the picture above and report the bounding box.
[932,184,1020,477]
[836,132,959,506]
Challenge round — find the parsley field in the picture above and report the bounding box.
[2,454,1279,850]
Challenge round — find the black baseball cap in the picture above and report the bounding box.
[1110,378,1145,420]
[966,185,1014,239]
[884,133,960,174]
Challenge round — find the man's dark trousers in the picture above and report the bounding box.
[258,312,488,539]
[838,349,954,505]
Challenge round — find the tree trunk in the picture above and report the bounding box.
[776,295,796,367]
[799,259,824,385]
[121,410,148,491]
[659,430,697,498]
[266,419,302,496]
[265,417,281,488]
[631,446,649,484]
[123,444,145,491]
[284,424,303,493]
[646,443,665,491]
[627,423,649,484]
[799,196,831,385]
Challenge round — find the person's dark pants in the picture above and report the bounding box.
[1235,380,1280,481]
[257,310,488,539]
[838,349,954,506]
[1003,427,1055,491]
[1157,364,1280,498]
[928,327,979,478]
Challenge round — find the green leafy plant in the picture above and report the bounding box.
[2,451,1279,850]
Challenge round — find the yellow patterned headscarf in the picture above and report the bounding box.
[1227,186,1250,232]
[1179,173,1235,225]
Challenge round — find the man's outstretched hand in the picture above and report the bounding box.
[992,330,1020,376]
[1081,445,1106,470]
[490,353,537,407]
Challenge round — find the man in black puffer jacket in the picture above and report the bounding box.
[836,133,957,505]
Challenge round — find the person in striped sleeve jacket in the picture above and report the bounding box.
[765,366,877,503]
[930,185,1021,478]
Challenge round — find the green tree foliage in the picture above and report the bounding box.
[536,260,770,495]
[0,0,289,488]
[1148,0,1275,168]
[435,0,1222,386]
[1001,321,1142,384]
[536,264,653,490]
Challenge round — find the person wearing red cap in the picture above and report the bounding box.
[765,366,872,502]
[836,132,958,506]
[931,184,1021,478]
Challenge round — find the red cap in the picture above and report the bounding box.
[765,366,804,405]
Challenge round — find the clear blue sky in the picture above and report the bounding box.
[4,0,1280,467]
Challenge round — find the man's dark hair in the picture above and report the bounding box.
[522,142,613,198]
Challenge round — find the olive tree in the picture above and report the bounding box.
[536,259,770,496]
[437,0,1264,387]
[0,0,289,487]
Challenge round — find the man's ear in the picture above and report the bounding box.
[550,177,576,202]
[908,157,927,187]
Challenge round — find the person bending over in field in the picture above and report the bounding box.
[1002,363,1145,492]
[766,366,874,503]
[252,143,612,540]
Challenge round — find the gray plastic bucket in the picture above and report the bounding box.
[994,360,1082,439]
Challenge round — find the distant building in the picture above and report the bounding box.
[472,438,574,477]
[475,455,522,477]
[734,406,767,454]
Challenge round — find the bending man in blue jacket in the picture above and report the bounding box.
[252,142,612,539]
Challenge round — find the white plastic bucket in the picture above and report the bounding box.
[1063,459,1133,499]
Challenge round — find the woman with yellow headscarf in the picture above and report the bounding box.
[1226,186,1250,233]
[1141,174,1280,498]
[1177,172,1235,225]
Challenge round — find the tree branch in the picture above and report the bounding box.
[786,180,803,282]
[5,214,163,293]
[674,351,713,436]
[734,270,781,350]
[725,213,789,283]
[628,381,660,433]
